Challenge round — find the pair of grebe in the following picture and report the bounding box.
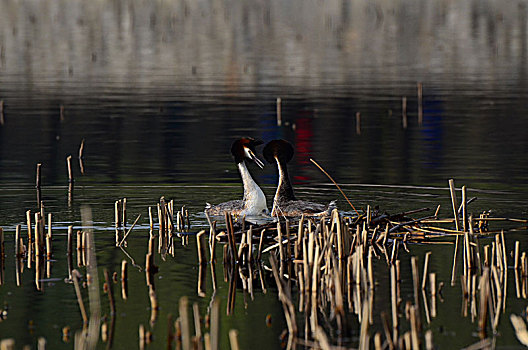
[205,138,335,218]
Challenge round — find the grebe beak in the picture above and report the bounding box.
[245,147,265,169]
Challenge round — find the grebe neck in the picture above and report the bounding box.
[274,157,296,202]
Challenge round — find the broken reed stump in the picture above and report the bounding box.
[67,226,73,279]
[15,224,24,258]
[196,230,207,265]
[229,330,240,350]
[121,260,128,300]
[122,198,127,229]
[192,302,202,342]
[0,338,15,350]
[34,213,44,257]
[115,200,122,228]
[78,138,85,159]
[66,155,73,183]
[36,163,42,206]
[46,213,52,259]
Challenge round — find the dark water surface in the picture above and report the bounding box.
[1,0,528,348]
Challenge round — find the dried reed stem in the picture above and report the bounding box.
[121,260,128,300]
[228,330,240,350]
[309,158,359,215]
[197,230,207,264]
[72,269,88,324]
[276,97,282,126]
[422,252,431,290]
[118,214,141,246]
[66,155,73,183]
[179,297,191,350]
[449,179,460,286]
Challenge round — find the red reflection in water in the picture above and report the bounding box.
[294,116,312,183]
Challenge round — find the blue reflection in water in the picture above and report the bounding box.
[421,96,444,170]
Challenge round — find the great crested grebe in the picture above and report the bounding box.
[205,138,269,217]
[263,139,336,217]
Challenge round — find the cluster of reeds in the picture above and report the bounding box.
[144,197,191,257]
[114,197,141,248]
[196,205,443,348]
[3,176,528,349]
[7,207,58,291]
[138,296,240,350]
[252,208,438,349]
[140,200,242,350]
[195,178,528,349]
[0,207,103,349]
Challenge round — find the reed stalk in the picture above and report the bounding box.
[72,269,88,324]
[179,297,191,350]
[391,264,398,341]
[104,269,116,315]
[449,179,460,286]
[121,260,128,300]
[36,163,42,189]
[115,200,121,228]
[309,158,359,215]
[210,299,220,350]
[15,225,22,258]
[422,251,431,290]
[66,155,73,183]
[257,229,265,261]
[276,97,282,126]
[196,230,207,265]
[410,305,420,350]
[358,300,370,350]
[149,285,158,326]
[118,214,141,246]
[46,213,52,258]
[229,330,240,350]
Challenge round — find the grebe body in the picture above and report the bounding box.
[263,139,335,217]
[205,138,269,217]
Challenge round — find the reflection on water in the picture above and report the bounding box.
[0,0,528,189]
[1,0,528,348]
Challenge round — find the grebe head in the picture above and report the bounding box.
[231,137,265,168]
[263,139,294,164]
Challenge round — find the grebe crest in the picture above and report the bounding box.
[263,139,336,218]
[205,137,269,217]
